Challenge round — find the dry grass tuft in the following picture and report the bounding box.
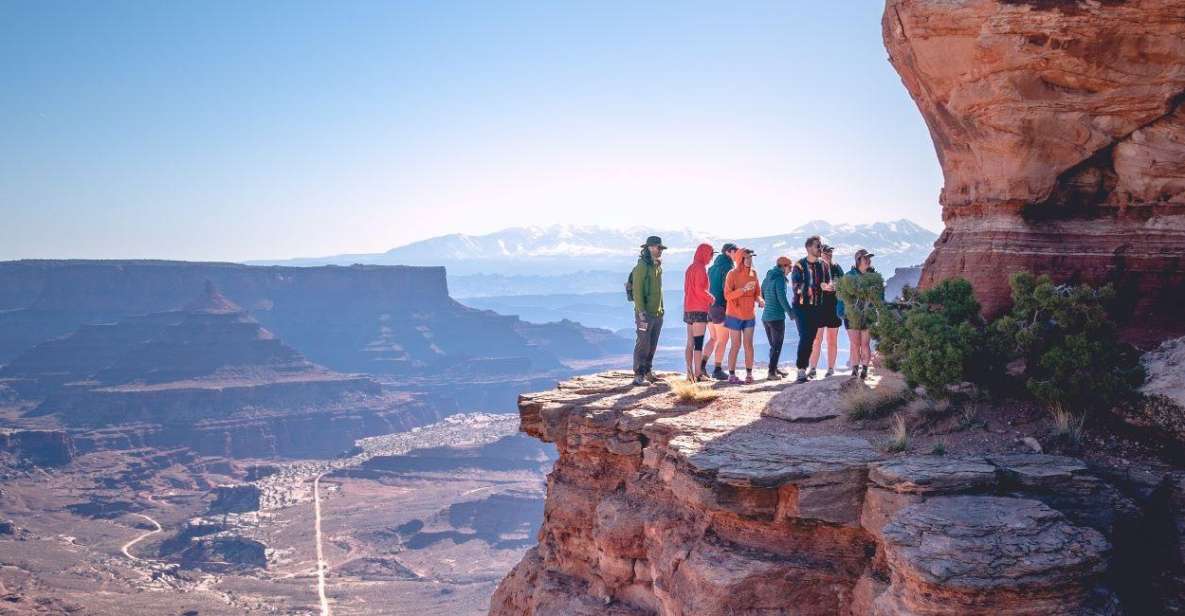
[1048,403,1085,445]
[668,378,720,404]
[886,414,910,453]
[843,373,911,421]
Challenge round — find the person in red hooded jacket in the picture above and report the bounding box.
[682,243,716,381]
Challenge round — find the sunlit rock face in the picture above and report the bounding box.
[884,0,1185,345]
[488,373,1154,616]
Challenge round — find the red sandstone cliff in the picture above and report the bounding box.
[487,372,1185,615]
[883,0,1185,345]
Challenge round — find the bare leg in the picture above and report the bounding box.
[684,324,694,380]
[727,328,742,373]
[742,326,755,372]
[703,325,718,369]
[825,326,839,370]
[861,330,873,367]
[809,329,823,370]
[690,322,707,380]
[848,328,860,371]
[712,323,729,367]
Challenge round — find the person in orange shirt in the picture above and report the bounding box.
[723,248,764,383]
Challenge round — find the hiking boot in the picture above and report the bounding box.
[767,370,783,381]
[776,368,791,378]
[712,367,729,380]
[644,372,660,383]
[633,375,647,386]
[807,368,817,380]
[744,373,754,384]
[796,369,808,384]
[825,368,834,378]
[727,374,741,385]
[860,365,869,380]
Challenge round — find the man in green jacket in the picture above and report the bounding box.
[632,236,665,385]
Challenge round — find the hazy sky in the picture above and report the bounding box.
[1,1,943,262]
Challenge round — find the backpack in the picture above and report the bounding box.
[625,272,634,302]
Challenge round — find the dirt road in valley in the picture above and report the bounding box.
[120,513,162,562]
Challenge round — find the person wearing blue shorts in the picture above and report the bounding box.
[722,248,763,384]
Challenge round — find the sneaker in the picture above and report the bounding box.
[712,367,729,381]
[796,369,808,384]
[860,365,869,380]
[776,368,791,378]
[825,368,834,378]
[727,374,741,385]
[767,370,783,381]
[644,372,660,383]
[807,368,817,379]
[744,373,754,384]
[633,375,647,386]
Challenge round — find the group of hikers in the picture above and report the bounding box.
[629,234,880,386]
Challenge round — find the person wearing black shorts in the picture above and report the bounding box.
[808,245,845,378]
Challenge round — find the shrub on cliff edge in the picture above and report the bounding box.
[991,271,1145,411]
[873,278,996,396]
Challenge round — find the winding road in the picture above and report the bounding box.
[121,513,162,562]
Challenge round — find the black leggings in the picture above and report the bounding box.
[793,304,821,370]
[763,319,785,372]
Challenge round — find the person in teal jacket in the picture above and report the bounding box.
[760,257,793,379]
[703,243,737,380]
[631,236,665,385]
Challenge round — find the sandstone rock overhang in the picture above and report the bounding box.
[883,0,1185,346]
[493,372,1141,615]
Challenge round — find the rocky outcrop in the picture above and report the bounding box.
[0,428,74,467]
[490,372,1174,615]
[884,0,1185,345]
[1112,336,1185,445]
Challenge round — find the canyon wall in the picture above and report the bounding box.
[0,260,629,375]
[884,0,1185,345]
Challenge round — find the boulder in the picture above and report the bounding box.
[877,496,1114,615]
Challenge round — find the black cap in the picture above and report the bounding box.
[641,236,667,250]
[721,243,738,253]
[821,244,834,253]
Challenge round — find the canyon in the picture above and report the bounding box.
[884,0,1185,345]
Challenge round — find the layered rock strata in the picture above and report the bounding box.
[490,372,1167,615]
[884,0,1185,344]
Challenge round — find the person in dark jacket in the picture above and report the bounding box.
[631,236,665,386]
[791,235,827,383]
[703,243,737,380]
[761,256,793,380]
[808,245,846,378]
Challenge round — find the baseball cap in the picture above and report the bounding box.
[854,249,875,262]
[721,242,738,253]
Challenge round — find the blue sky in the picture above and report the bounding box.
[1,1,942,261]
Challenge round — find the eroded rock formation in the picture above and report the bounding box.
[884,0,1185,344]
[490,372,1184,615]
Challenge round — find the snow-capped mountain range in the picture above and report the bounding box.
[252,220,938,285]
